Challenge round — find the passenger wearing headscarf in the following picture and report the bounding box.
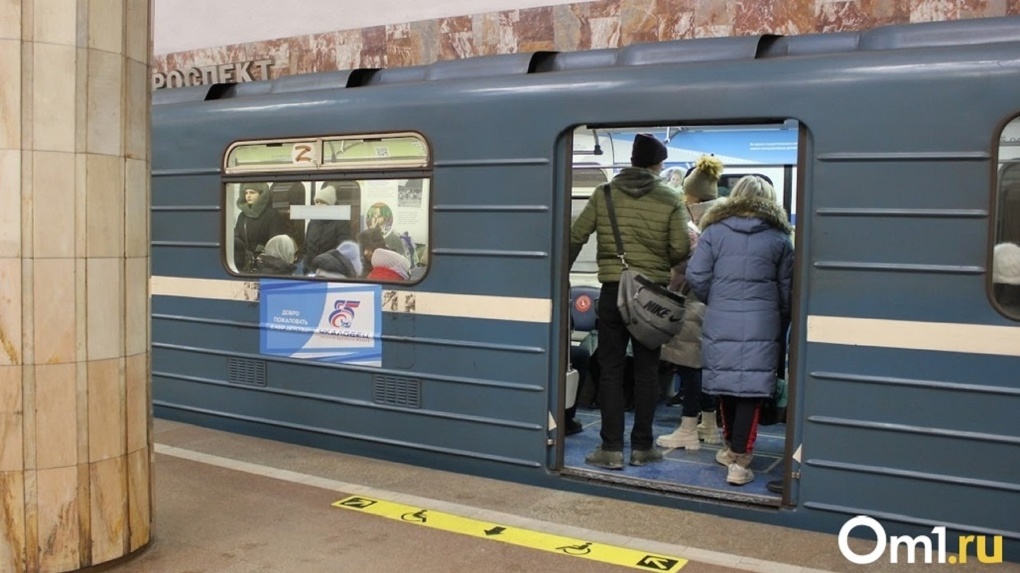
[993,242,1020,315]
[303,185,351,273]
[313,240,364,279]
[234,182,288,272]
[367,248,411,282]
[256,234,298,275]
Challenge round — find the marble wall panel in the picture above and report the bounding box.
[152,0,1020,83]
[0,366,23,471]
[88,0,124,54]
[126,448,149,552]
[0,471,26,573]
[33,0,77,46]
[85,258,125,361]
[85,154,125,258]
[90,457,126,564]
[31,259,76,366]
[0,259,20,366]
[32,43,76,153]
[33,363,77,470]
[35,466,79,571]
[87,358,125,462]
[0,41,20,151]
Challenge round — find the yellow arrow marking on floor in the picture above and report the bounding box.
[333,496,687,572]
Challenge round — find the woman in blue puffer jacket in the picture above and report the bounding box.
[685,175,793,486]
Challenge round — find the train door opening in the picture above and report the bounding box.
[560,123,800,506]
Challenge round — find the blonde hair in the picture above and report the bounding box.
[730,175,776,203]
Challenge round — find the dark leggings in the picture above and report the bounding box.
[719,396,762,455]
[676,365,717,418]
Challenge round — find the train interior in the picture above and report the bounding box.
[563,123,798,504]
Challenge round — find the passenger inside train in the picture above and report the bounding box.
[256,234,300,275]
[233,182,288,272]
[301,184,350,274]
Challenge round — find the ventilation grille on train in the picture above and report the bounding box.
[227,358,267,387]
[373,375,422,408]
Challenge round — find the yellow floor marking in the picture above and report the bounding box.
[333,495,687,572]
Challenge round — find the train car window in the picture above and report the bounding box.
[223,133,430,283]
[993,117,1020,318]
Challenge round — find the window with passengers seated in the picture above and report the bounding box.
[223,134,430,284]
[994,116,1020,318]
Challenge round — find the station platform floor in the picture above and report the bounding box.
[102,419,1019,573]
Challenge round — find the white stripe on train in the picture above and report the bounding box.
[150,277,1020,354]
[150,275,552,323]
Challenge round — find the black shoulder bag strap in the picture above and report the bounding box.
[602,184,629,270]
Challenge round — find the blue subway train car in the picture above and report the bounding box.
[151,16,1020,562]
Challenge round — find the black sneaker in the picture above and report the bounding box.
[629,448,664,466]
[585,447,624,470]
[767,480,784,494]
[565,419,583,436]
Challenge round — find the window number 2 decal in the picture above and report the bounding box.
[292,143,316,165]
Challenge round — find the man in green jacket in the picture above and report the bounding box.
[568,133,690,470]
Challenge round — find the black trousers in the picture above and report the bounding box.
[596,282,661,451]
[676,365,717,418]
[719,396,762,455]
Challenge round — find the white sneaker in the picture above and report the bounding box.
[727,462,754,485]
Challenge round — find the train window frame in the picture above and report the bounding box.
[993,116,1020,319]
[222,132,432,284]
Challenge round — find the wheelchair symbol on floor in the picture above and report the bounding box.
[401,509,428,523]
[556,542,592,555]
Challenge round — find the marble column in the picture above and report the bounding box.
[0,1,152,571]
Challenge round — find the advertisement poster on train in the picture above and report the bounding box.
[259,279,382,366]
[360,179,429,264]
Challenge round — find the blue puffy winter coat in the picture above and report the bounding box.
[685,196,794,398]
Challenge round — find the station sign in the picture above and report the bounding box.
[152,59,274,90]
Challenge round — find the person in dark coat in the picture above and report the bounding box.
[685,175,793,486]
[234,182,288,272]
[302,184,350,274]
[568,133,691,471]
[357,226,389,276]
[313,240,364,279]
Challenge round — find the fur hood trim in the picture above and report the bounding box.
[699,196,792,235]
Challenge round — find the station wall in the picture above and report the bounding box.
[152,0,1020,87]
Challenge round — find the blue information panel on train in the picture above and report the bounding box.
[259,279,382,366]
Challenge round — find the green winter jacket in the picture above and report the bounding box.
[569,167,690,284]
